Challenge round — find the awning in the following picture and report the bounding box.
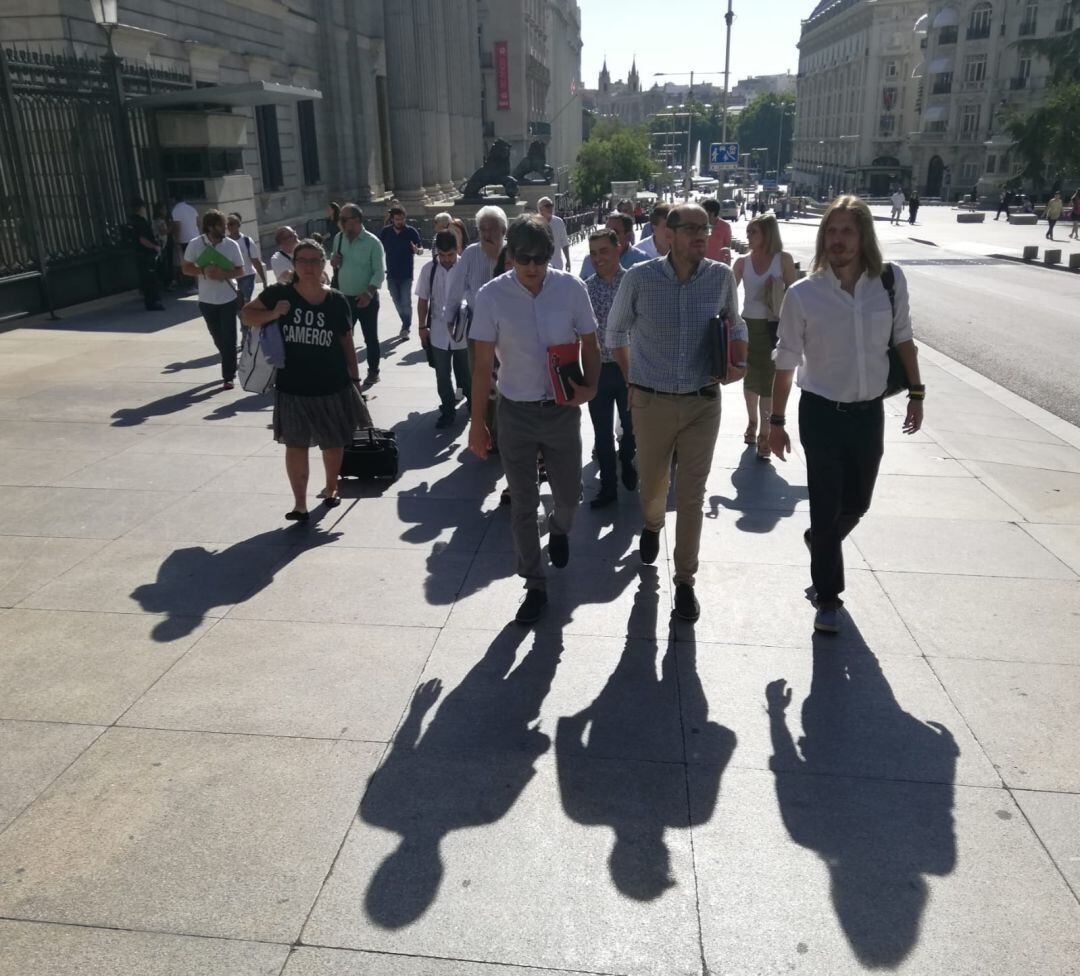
[932,7,959,28]
[913,13,928,31]
[928,57,954,73]
[128,81,322,109]
[923,105,948,122]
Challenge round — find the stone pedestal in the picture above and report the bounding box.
[515,184,558,211]
[423,199,527,224]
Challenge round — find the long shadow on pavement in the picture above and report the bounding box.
[130,517,340,641]
[360,619,564,929]
[707,448,809,533]
[111,381,223,426]
[765,618,958,968]
[556,570,736,900]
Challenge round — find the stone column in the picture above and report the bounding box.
[383,0,426,206]
[465,0,485,174]
[430,1,455,194]
[448,0,469,188]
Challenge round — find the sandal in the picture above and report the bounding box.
[322,495,341,508]
[285,509,310,522]
[756,433,772,462]
[743,423,757,445]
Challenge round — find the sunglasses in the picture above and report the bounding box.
[514,253,550,266]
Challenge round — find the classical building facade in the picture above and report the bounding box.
[476,0,583,187]
[790,0,926,198]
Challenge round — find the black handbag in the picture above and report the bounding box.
[880,263,909,398]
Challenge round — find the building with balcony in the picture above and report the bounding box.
[790,0,927,198]
[910,0,1072,199]
[476,0,582,187]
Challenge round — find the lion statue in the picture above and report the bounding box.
[459,139,518,201]
[513,139,555,185]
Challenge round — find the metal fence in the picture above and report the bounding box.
[0,45,191,316]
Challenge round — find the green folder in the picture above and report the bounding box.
[194,242,236,272]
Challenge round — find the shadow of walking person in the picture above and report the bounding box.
[361,620,564,929]
[130,519,339,642]
[556,571,737,901]
[765,624,958,968]
[707,455,809,534]
[111,381,222,426]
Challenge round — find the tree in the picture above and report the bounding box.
[1004,0,1080,191]
[572,119,655,204]
[736,92,796,175]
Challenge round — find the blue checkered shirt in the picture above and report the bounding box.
[585,267,626,363]
[605,256,747,392]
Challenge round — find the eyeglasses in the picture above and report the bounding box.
[514,253,550,266]
[672,223,710,236]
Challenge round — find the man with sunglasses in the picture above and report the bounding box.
[606,203,747,622]
[330,203,385,385]
[469,216,602,625]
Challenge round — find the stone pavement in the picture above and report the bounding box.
[1,238,1079,976]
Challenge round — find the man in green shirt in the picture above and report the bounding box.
[330,202,386,384]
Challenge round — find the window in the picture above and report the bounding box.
[879,114,895,135]
[963,55,987,83]
[968,2,992,38]
[297,100,320,186]
[1019,1,1038,34]
[927,119,948,132]
[960,104,981,139]
[986,154,997,174]
[255,105,283,191]
[961,161,979,181]
[885,60,897,78]
[932,71,953,94]
[939,25,958,44]
[1013,56,1032,87]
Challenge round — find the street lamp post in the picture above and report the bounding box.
[655,69,724,198]
[88,0,138,207]
[721,0,734,142]
[776,104,794,185]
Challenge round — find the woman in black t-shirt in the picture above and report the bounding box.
[241,238,367,521]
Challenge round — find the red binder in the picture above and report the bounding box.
[547,341,584,404]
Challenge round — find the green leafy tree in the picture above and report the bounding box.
[572,119,655,204]
[735,92,796,175]
[1005,1,1080,190]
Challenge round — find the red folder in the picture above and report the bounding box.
[547,341,584,404]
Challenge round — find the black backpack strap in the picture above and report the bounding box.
[880,262,896,326]
[425,260,438,328]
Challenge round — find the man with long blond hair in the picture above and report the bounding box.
[768,195,924,634]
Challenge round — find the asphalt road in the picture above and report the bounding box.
[773,211,1080,426]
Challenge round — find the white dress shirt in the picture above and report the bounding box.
[270,250,293,282]
[547,214,570,270]
[445,242,500,311]
[470,268,598,402]
[183,236,244,305]
[414,259,466,351]
[775,264,913,403]
[638,235,659,258]
[171,201,199,242]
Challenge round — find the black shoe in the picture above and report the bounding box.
[285,509,310,522]
[639,528,660,564]
[620,458,638,491]
[590,488,617,509]
[515,588,548,625]
[435,413,453,429]
[674,583,700,621]
[549,532,569,568]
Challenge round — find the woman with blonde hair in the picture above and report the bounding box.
[733,212,797,459]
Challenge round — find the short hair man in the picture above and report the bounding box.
[606,203,748,622]
[330,203,386,384]
[538,196,571,272]
[579,212,651,279]
[701,198,732,265]
[469,216,602,626]
[415,230,468,428]
[270,226,299,285]
[379,205,424,337]
[769,196,924,634]
[637,203,673,258]
[584,227,636,507]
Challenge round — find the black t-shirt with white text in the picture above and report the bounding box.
[258,283,353,396]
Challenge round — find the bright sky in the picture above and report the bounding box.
[579,0,808,91]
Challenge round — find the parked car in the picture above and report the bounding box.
[719,199,740,221]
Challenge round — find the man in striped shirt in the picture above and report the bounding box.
[606,203,748,622]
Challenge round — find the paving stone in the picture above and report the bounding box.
[877,572,1080,664]
[690,766,1080,975]
[328,495,492,552]
[965,460,1080,523]
[283,948,599,976]
[0,720,103,830]
[874,441,968,477]
[230,546,472,629]
[0,420,150,453]
[0,609,208,724]
[56,451,240,492]
[1012,790,1080,899]
[935,430,1080,474]
[0,486,185,540]
[869,474,1023,521]
[0,448,110,487]
[851,516,1077,579]
[0,728,381,942]
[121,618,436,740]
[303,755,702,976]
[0,920,288,976]
[112,422,274,456]
[929,658,1080,791]
[703,460,811,514]
[196,455,294,494]
[1020,522,1080,576]
[680,640,998,787]
[0,536,109,607]
[925,411,1068,445]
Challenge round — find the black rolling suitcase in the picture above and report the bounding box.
[341,427,399,481]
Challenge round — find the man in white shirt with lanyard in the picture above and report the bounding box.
[769,195,924,634]
[469,216,601,626]
[416,231,468,428]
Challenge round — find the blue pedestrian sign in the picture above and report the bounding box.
[709,142,739,167]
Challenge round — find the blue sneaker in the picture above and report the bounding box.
[814,608,841,634]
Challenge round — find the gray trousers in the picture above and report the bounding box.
[497,397,582,590]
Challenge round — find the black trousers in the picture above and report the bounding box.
[137,255,160,308]
[199,301,238,382]
[587,361,635,490]
[346,294,381,374]
[799,391,884,608]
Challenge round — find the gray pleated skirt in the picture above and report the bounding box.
[273,385,371,449]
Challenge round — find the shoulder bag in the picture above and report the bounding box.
[881,263,909,398]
